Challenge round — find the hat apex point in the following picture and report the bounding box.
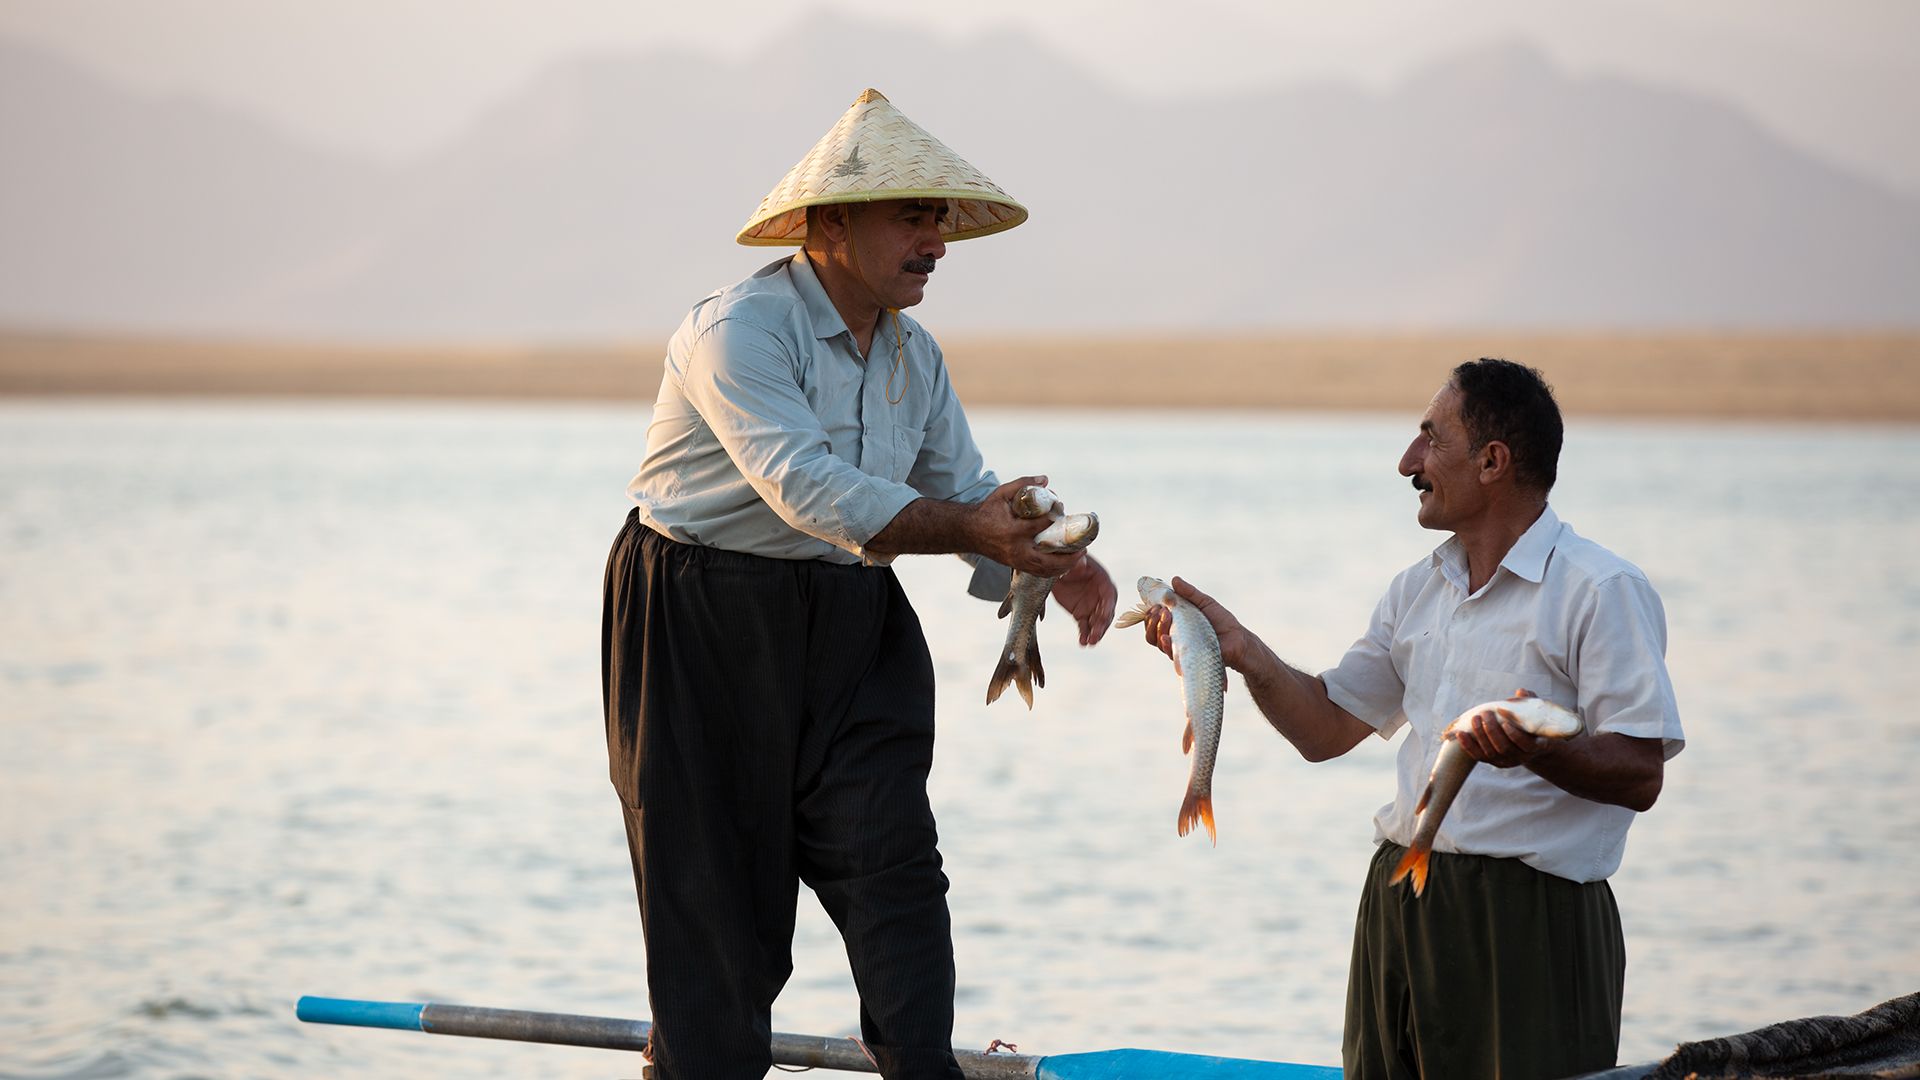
[855,88,888,105]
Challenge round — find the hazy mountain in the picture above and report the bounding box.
[0,39,391,334]
[2,22,1916,340]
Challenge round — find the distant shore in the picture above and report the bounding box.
[3,329,1917,421]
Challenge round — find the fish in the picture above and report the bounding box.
[1390,691,1585,896]
[1113,575,1227,844]
[985,486,1100,709]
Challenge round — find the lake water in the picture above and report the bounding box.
[3,401,1917,1079]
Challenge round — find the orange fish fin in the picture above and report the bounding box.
[1389,845,1431,896]
[1182,720,1194,755]
[1177,790,1217,846]
[1414,779,1434,815]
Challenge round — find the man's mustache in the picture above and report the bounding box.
[902,257,937,275]
[1411,475,1432,492]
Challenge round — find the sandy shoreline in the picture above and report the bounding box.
[3,329,1917,421]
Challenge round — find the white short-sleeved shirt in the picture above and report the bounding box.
[1320,506,1684,883]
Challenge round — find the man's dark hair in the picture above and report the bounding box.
[1450,358,1563,493]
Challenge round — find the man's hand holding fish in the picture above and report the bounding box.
[1135,575,1377,765]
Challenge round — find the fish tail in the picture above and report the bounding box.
[986,651,1016,706]
[1177,789,1217,846]
[985,640,1043,709]
[1389,844,1431,896]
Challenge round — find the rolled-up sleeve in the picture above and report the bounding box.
[1574,572,1686,758]
[1321,586,1410,737]
[681,318,921,556]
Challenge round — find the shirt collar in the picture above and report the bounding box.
[785,252,918,350]
[1499,504,1562,583]
[1430,504,1563,589]
[786,253,850,342]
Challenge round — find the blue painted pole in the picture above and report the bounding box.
[296,995,1349,1078]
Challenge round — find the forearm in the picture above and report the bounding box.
[864,495,976,556]
[1235,639,1374,762]
[1527,733,1664,811]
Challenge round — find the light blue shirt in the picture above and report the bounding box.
[629,254,1009,595]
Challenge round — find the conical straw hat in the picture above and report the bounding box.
[737,89,1028,246]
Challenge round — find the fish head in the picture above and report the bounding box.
[1135,575,1174,605]
[1033,511,1099,552]
[1013,485,1061,520]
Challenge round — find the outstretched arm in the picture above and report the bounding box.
[866,475,1088,577]
[1141,577,1374,762]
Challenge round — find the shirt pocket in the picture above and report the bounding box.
[893,425,927,483]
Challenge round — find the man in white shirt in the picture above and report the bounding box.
[1137,359,1683,1079]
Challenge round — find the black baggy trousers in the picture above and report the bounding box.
[602,511,965,1080]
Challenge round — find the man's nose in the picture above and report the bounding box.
[1398,437,1424,476]
[920,230,946,260]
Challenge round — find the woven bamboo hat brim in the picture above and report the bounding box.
[736,88,1027,246]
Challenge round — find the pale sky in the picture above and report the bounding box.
[3,0,1918,192]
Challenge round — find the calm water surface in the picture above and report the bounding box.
[3,402,1917,1078]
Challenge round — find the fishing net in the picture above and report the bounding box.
[1642,991,1920,1079]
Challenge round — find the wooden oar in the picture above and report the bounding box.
[296,995,1343,1078]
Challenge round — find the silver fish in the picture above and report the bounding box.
[1390,692,1584,896]
[1114,575,1227,844]
[986,486,1099,709]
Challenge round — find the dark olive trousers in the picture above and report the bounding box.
[1343,841,1627,1080]
[602,513,964,1080]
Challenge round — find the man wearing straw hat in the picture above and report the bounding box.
[601,89,1116,1079]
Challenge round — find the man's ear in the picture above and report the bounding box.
[1478,440,1513,485]
[812,204,851,245]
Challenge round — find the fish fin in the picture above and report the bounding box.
[986,650,1017,706]
[987,631,1045,708]
[1389,845,1431,896]
[1178,789,1217,846]
[1414,779,1434,815]
[1182,720,1194,755]
[1113,603,1150,629]
[996,593,1013,620]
